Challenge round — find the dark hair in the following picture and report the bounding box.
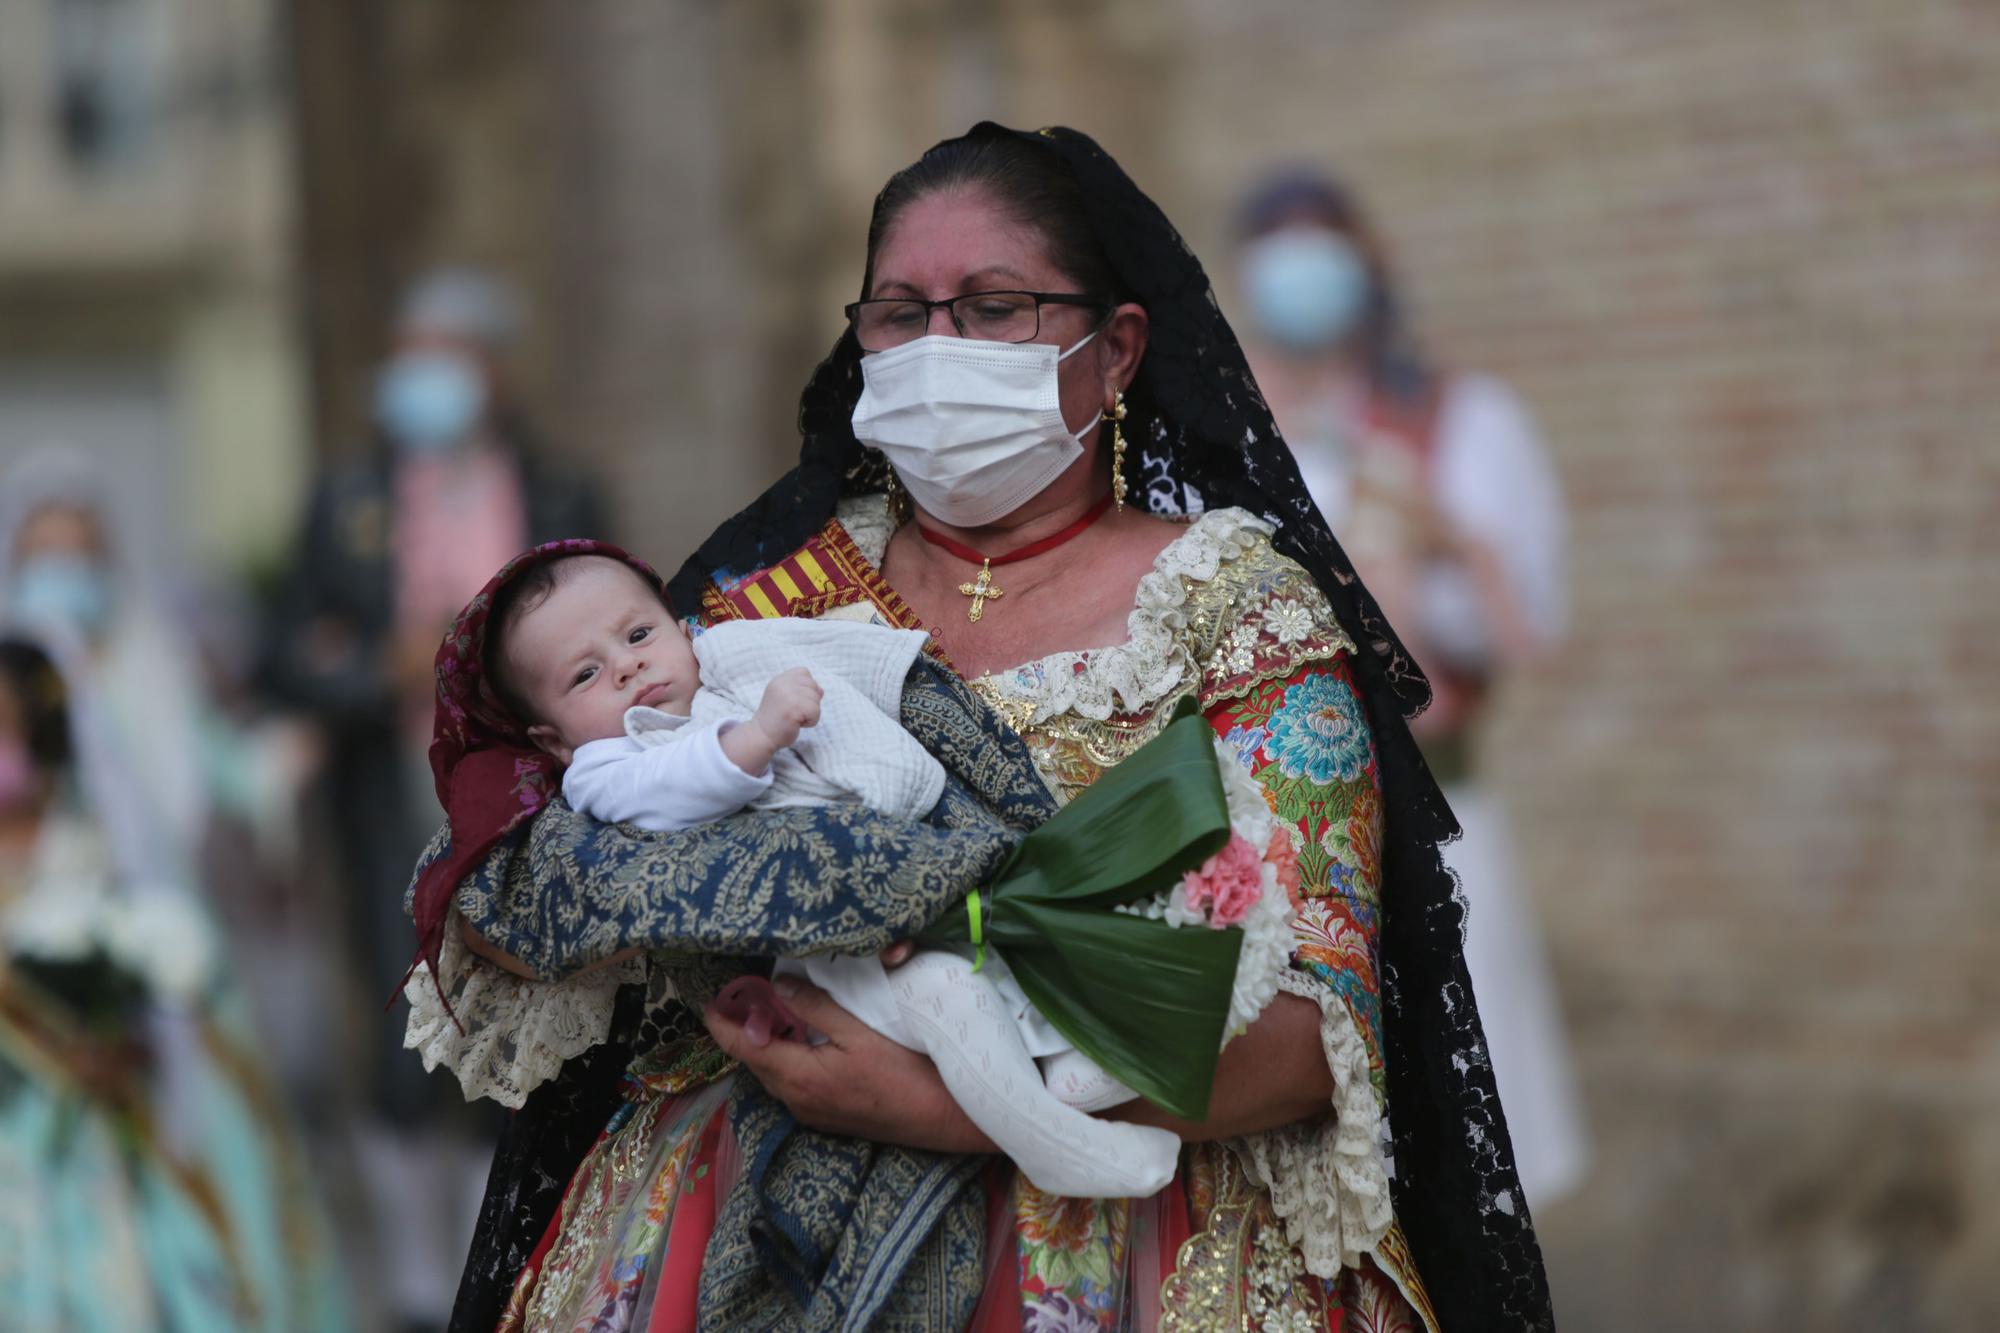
[0,638,72,773]
[863,134,1122,304]
[486,560,578,725]
[484,555,672,726]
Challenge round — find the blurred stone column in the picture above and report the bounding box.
[289,0,564,460]
[543,2,780,558]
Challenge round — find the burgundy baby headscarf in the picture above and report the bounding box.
[404,538,673,1003]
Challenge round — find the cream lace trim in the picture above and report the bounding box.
[835,496,1274,725]
[1229,967,1395,1278]
[402,916,646,1109]
[835,492,898,566]
[979,506,1270,723]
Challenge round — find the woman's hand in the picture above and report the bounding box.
[704,973,1331,1159]
[702,976,998,1155]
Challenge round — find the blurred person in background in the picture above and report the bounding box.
[0,448,333,1116]
[2,448,220,864]
[1236,170,1589,1210]
[266,265,605,1331]
[0,631,349,1330]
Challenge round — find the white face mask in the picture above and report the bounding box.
[850,331,1099,528]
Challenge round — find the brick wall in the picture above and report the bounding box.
[1167,2,2000,1326]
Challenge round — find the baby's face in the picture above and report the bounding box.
[508,558,699,763]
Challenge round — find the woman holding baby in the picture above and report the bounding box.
[413,125,1552,1331]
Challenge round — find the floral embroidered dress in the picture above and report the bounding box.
[410,497,1438,1332]
[912,499,1437,1333]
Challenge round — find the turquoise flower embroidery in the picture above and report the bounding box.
[1265,673,1372,784]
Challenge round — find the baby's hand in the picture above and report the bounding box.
[752,668,823,751]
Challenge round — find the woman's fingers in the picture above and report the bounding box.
[702,982,996,1153]
[770,975,874,1044]
[703,990,820,1070]
[878,940,915,968]
[707,980,875,1107]
[703,998,829,1105]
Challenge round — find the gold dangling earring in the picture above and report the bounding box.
[884,462,911,526]
[1103,391,1130,510]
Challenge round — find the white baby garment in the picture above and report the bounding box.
[562,616,1171,1197]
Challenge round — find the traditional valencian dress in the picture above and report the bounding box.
[413,498,1434,1330]
[755,498,1428,1330]
[421,123,1551,1333]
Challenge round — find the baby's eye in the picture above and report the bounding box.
[629,624,652,644]
[571,665,598,689]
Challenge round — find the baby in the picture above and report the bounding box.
[487,553,1180,1198]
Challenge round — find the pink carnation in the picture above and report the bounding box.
[1265,827,1303,909]
[1183,833,1265,927]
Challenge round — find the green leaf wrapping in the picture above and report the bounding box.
[917,708,1242,1120]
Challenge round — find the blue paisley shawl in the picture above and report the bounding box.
[429,657,1058,1330]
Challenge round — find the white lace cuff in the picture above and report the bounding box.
[1229,965,1395,1278]
[402,915,645,1108]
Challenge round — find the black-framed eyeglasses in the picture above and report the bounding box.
[844,290,1108,352]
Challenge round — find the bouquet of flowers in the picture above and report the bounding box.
[3,856,214,1036]
[917,701,1299,1121]
[0,841,216,1122]
[1114,728,1303,1044]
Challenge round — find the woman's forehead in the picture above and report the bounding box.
[870,190,1062,297]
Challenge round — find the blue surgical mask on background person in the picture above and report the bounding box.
[9,555,112,640]
[1240,228,1372,353]
[374,350,487,451]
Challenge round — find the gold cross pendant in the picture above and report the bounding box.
[957,560,1005,622]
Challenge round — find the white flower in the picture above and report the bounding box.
[1261,1306,1319,1333]
[4,886,107,961]
[1118,743,1298,1049]
[1211,739,1297,1040]
[1214,737,1276,850]
[1224,863,1293,1037]
[1218,622,1264,676]
[1261,598,1314,645]
[1161,879,1207,930]
[102,890,216,1004]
